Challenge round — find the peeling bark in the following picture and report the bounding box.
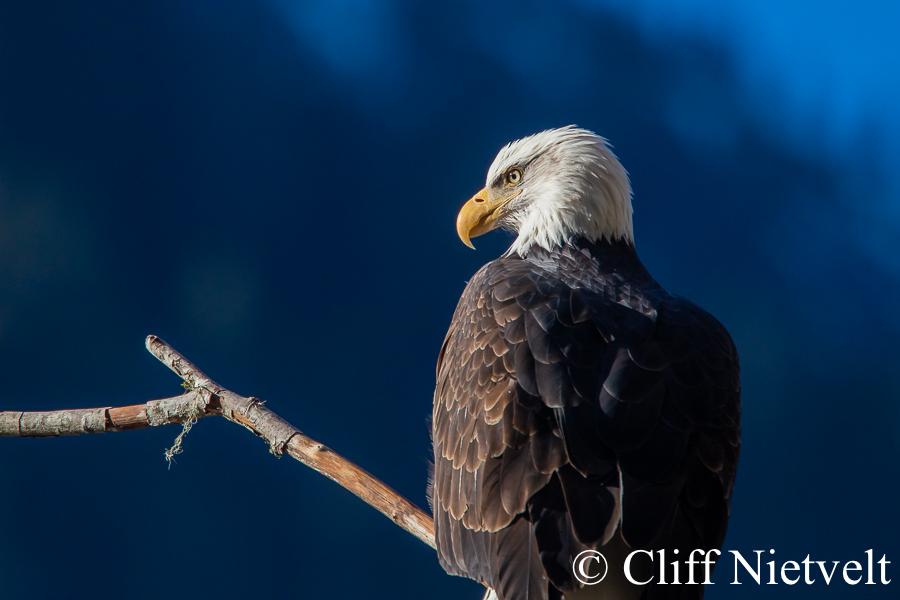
[1,335,436,551]
[0,390,210,437]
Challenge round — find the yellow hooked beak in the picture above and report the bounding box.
[456,188,522,249]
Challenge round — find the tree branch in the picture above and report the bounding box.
[0,335,436,550]
[0,390,211,436]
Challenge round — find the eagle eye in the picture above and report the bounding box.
[505,168,523,186]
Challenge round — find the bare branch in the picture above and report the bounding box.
[0,390,211,437]
[1,335,436,551]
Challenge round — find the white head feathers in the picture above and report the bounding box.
[486,126,633,256]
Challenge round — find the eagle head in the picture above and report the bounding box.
[456,125,633,256]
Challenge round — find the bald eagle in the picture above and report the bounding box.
[430,127,740,600]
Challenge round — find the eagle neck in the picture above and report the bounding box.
[515,237,653,283]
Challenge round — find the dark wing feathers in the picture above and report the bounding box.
[493,516,549,600]
[620,469,686,549]
[432,240,741,600]
[616,416,691,484]
[556,464,620,546]
[531,429,568,474]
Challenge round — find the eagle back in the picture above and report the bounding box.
[431,238,741,600]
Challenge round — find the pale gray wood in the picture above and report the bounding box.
[0,335,438,554]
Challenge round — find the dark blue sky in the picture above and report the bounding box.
[1,2,898,599]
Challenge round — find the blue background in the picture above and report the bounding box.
[1,1,898,598]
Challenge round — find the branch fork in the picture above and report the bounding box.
[1,335,436,550]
